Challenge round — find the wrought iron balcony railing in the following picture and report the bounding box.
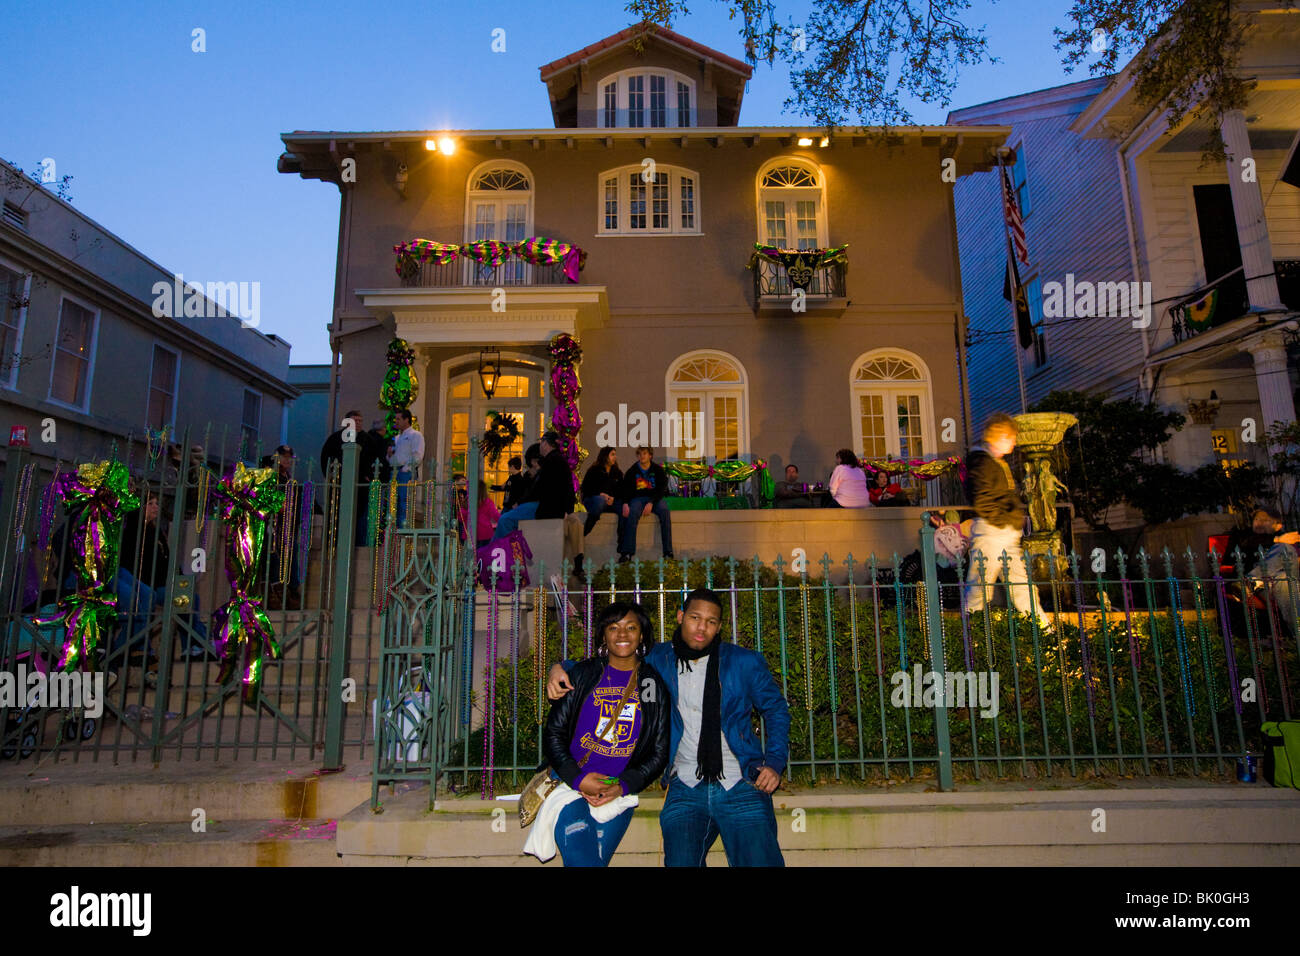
[398,258,573,289]
[1171,259,1300,343]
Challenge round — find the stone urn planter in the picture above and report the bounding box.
[1013,412,1078,580]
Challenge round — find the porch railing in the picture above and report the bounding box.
[752,258,847,300]
[398,258,572,289]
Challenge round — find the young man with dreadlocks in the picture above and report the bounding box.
[548,587,790,866]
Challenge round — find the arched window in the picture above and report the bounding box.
[596,68,695,128]
[849,350,934,463]
[666,350,748,460]
[465,161,533,284]
[756,157,827,250]
[598,164,700,235]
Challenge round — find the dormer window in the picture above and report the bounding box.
[597,69,694,128]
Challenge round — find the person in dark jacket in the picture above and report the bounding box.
[617,446,672,562]
[319,410,384,544]
[962,413,1052,633]
[492,433,575,540]
[533,601,670,866]
[581,446,623,535]
[492,456,531,511]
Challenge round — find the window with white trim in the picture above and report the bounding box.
[850,351,934,464]
[0,264,28,389]
[49,297,97,409]
[465,163,533,284]
[147,343,179,429]
[596,69,695,128]
[666,351,748,460]
[599,165,701,235]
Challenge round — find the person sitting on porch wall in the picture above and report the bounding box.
[581,446,624,533]
[827,449,871,508]
[547,587,791,867]
[617,447,672,563]
[492,456,530,511]
[493,433,576,541]
[524,602,670,867]
[962,414,1053,634]
[774,464,812,508]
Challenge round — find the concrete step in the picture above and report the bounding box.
[337,783,1300,866]
[0,762,371,827]
[0,818,341,866]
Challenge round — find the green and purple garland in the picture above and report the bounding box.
[379,337,418,438]
[394,237,587,283]
[548,333,586,492]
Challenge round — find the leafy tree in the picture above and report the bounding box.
[626,0,1285,158]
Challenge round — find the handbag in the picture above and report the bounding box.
[1261,721,1300,790]
[518,666,639,827]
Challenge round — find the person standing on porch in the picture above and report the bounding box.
[617,447,672,563]
[386,409,424,528]
[962,413,1052,633]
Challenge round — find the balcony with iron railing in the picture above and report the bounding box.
[747,243,848,314]
[1170,259,1300,344]
[392,237,587,289]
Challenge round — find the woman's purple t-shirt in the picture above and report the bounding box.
[570,665,642,781]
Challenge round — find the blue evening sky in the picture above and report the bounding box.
[2,0,1099,364]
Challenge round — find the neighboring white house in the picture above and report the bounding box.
[950,1,1300,477]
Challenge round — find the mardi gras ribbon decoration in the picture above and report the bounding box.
[860,455,963,482]
[393,237,586,283]
[33,461,139,672]
[663,459,769,482]
[548,333,586,492]
[746,243,849,291]
[211,462,285,705]
[379,337,418,438]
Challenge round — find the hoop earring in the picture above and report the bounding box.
[597,643,609,658]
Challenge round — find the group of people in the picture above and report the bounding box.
[318,408,424,538]
[774,453,910,509]
[525,586,789,867]
[578,445,673,563]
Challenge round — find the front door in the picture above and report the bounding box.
[444,365,547,508]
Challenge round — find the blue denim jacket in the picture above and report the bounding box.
[564,640,790,782]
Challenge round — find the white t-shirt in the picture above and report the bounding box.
[672,659,743,788]
[829,464,871,508]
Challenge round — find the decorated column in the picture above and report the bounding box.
[548,333,586,492]
[379,338,419,438]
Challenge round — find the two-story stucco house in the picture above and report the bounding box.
[278,24,1011,502]
[950,1,1300,477]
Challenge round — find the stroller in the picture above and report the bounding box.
[893,510,974,610]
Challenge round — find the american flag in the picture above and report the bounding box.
[1001,165,1028,265]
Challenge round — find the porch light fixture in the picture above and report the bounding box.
[425,139,438,151]
[819,137,830,148]
[395,163,408,196]
[437,136,456,155]
[797,136,814,147]
[478,347,501,399]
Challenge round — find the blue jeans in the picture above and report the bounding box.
[582,495,617,535]
[395,469,413,528]
[619,497,672,556]
[660,775,784,867]
[112,567,162,654]
[493,501,539,540]
[554,798,635,867]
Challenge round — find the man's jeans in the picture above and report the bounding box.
[395,468,413,528]
[619,496,672,556]
[493,501,539,540]
[962,518,1050,629]
[112,567,162,654]
[554,799,635,867]
[660,775,784,867]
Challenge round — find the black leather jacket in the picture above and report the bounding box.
[543,657,670,795]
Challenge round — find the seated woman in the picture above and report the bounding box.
[527,601,669,866]
[827,449,871,508]
[868,469,909,506]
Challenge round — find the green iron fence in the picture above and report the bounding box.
[3,426,1297,801]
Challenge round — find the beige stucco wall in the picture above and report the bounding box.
[333,136,969,473]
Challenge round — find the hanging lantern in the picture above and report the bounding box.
[478,347,501,399]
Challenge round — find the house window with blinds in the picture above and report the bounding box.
[49,297,97,410]
[598,164,702,235]
[596,70,695,128]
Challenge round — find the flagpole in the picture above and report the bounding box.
[997,148,1029,414]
